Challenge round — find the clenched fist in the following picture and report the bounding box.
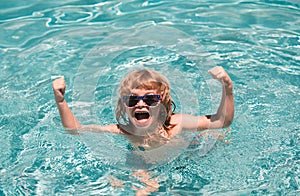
[52,77,66,103]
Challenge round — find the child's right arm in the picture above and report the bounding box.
[52,77,81,129]
[52,78,121,134]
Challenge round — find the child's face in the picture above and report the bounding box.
[123,88,162,129]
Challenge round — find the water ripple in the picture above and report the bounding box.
[1,0,300,195]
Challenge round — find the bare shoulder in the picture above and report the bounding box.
[170,113,197,123]
[80,124,123,134]
[170,113,209,131]
[168,114,184,136]
[101,124,123,134]
[170,113,184,124]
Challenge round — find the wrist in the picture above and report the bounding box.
[223,83,233,95]
[56,99,66,105]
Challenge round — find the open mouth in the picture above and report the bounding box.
[132,110,153,127]
[134,111,150,120]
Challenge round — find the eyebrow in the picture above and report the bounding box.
[130,92,157,96]
[130,90,157,94]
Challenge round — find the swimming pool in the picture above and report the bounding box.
[1,0,299,195]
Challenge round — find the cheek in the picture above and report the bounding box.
[156,104,168,119]
[150,105,162,116]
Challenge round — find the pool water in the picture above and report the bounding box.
[1,0,299,195]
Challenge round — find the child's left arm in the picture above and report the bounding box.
[177,66,234,131]
[206,66,234,129]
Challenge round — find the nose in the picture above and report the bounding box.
[136,99,146,107]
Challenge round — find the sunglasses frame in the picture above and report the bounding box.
[122,94,161,108]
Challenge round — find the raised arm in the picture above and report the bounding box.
[52,77,81,129]
[52,78,121,133]
[206,66,234,129]
[176,66,234,131]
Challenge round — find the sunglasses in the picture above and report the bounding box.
[122,94,161,107]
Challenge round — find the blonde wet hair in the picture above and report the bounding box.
[115,69,175,132]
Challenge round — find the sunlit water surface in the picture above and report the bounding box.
[0,0,299,195]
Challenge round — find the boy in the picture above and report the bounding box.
[52,66,234,149]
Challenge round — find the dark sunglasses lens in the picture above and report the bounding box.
[127,96,139,107]
[144,95,160,106]
[124,95,160,107]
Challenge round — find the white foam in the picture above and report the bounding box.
[50,75,64,80]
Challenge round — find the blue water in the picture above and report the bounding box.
[1,0,300,195]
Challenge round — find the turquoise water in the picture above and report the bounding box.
[1,0,299,195]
